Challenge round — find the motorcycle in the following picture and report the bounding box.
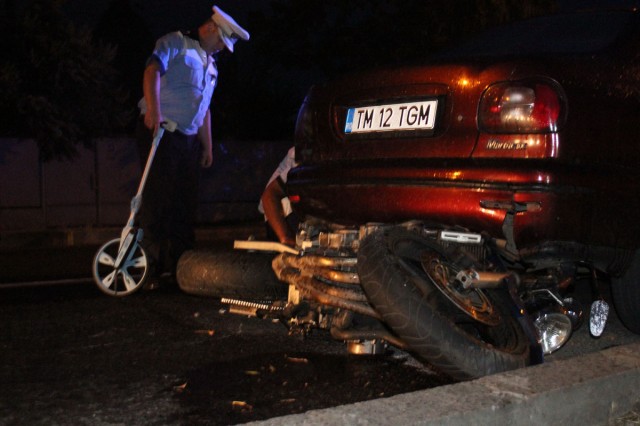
[176,219,609,381]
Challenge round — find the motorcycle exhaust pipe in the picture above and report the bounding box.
[272,253,380,319]
[330,326,408,352]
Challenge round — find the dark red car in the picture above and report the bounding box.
[284,7,640,377]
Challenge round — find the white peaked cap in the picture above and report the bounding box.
[211,5,250,53]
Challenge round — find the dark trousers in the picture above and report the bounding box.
[135,119,201,278]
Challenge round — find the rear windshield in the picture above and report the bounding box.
[441,9,633,57]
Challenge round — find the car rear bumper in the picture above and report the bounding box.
[287,159,632,250]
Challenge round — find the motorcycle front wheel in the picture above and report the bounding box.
[357,227,531,380]
[176,249,287,300]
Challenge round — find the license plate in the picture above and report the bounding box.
[344,100,438,134]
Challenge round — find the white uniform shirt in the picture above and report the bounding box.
[138,31,218,135]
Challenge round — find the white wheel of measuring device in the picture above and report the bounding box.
[92,238,148,297]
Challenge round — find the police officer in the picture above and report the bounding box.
[136,5,249,289]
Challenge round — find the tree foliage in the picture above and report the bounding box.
[0,0,132,160]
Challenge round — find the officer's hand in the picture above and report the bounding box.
[200,149,213,168]
[144,110,163,136]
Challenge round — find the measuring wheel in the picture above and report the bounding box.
[92,121,176,297]
[93,237,149,296]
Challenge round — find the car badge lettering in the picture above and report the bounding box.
[486,139,527,150]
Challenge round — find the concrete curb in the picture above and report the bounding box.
[249,342,640,425]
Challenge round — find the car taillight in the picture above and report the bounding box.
[479,81,563,133]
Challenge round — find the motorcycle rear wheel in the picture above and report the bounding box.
[612,250,640,334]
[176,249,287,300]
[357,227,531,380]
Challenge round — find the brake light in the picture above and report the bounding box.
[479,82,562,133]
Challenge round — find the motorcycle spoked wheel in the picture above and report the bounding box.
[93,238,149,297]
[357,227,531,380]
[176,249,288,300]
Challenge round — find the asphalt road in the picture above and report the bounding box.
[2,240,640,425]
[0,281,450,425]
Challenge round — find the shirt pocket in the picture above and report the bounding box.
[181,54,205,90]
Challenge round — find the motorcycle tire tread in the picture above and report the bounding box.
[176,249,287,299]
[357,227,531,381]
[612,249,640,334]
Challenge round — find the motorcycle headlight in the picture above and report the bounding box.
[534,311,573,355]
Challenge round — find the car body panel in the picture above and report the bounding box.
[289,8,640,254]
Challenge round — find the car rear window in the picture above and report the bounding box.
[442,10,633,57]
